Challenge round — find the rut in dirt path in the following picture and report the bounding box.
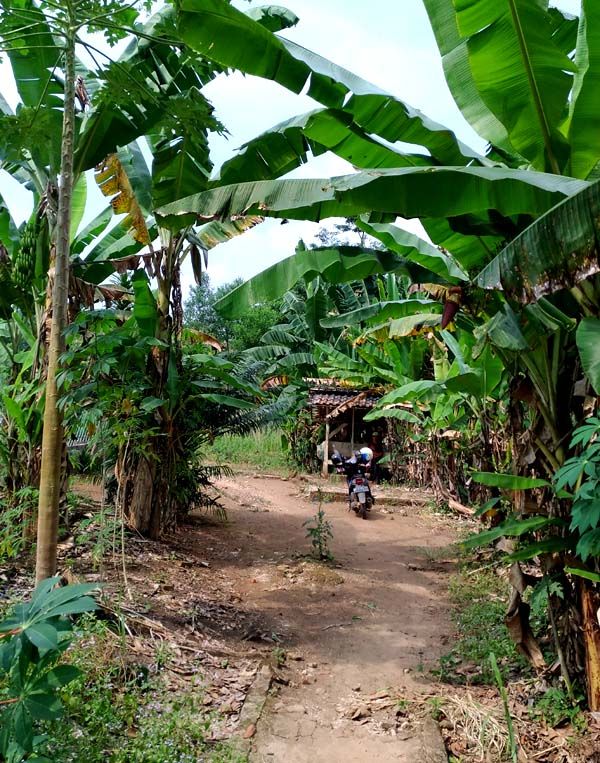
[212,475,458,762]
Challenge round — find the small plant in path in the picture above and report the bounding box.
[304,507,334,561]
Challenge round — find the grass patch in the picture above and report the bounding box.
[210,429,289,473]
[435,566,528,685]
[42,616,246,763]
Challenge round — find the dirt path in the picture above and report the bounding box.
[63,476,600,762]
[203,475,458,762]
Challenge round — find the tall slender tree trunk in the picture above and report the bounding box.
[35,21,76,582]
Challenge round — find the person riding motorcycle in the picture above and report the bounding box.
[335,448,373,496]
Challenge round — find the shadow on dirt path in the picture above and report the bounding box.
[204,475,459,762]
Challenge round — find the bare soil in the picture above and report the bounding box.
[197,474,459,761]
[70,473,460,761]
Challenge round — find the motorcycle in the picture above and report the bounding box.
[331,453,374,519]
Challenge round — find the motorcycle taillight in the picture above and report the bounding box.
[355,478,364,485]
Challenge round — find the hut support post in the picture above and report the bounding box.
[322,421,330,478]
[351,408,355,452]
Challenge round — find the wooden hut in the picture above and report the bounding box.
[306,379,383,476]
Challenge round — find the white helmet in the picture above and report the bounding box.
[359,447,373,463]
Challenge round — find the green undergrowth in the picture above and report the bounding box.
[430,550,588,745]
[43,616,246,763]
[529,687,587,732]
[435,564,529,685]
[210,429,289,473]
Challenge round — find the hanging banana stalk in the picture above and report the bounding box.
[441,286,463,329]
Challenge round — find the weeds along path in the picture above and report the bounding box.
[212,474,460,762]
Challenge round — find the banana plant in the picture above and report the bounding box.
[152,0,600,705]
[0,1,303,560]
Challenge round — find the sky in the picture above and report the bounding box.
[0,0,582,299]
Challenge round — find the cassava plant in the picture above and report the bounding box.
[0,577,99,762]
[304,499,334,562]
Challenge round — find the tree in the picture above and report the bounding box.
[184,275,281,351]
[184,273,230,344]
[0,0,259,572]
[0,0,164,581]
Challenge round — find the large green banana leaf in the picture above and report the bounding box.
[422,0,515,156]
[356,219,469,282]
[548,8,580,58]
[151,128,212,210]
[215,245,429,319]
[70,176,88,242]
[577,318,600,395]
[246,5,299,32]
[320,300,442,329]
[424,0,576,173]
[476,180,600,302]
[474,303,530,352]
[421,217,503,273]
[568,0,600,179]
[0,194,19,256]
[176,0,482,166]
[215,109,432,186]
[156,166,588,230]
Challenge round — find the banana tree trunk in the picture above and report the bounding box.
[119,257,181,538]
[580,580,600,711]
[35,24,76,582]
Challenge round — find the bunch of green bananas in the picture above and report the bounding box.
[12,216,39,292]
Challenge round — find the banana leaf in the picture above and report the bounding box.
[421,217,503,273]
[471,472,550,489]
[246,5,299,32]
[70,176,88,242]
[424,0,576,172]
[568,1,600,179]
[0,195,19,256]
[320,299,441,329]
[477,180,600,302]
[577,317,600,394]
[156,166,588,231]
[356,219,469,282]
[214,245,429,319]
[177,0,482,166]
[364,408,421,425]
[215,109,432,187]
[131,271,157,338]
[422,0,514,156]
[463,516,560,550]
